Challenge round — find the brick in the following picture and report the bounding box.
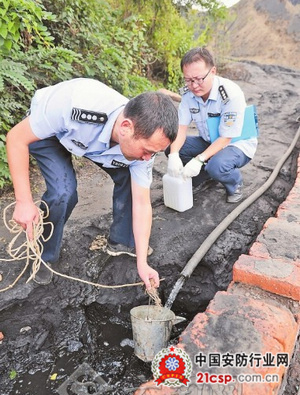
[276,186,300,224]
[134,381,175,394]
[181,291,298,394]
[233,255,300,301]
[249,217,300,262]
[134,291,298,395]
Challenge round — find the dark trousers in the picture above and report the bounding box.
[29,137,134,264]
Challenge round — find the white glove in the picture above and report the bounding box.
[167,152,183,177]
[182,156,204,179]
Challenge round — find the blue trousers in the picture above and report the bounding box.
[29,137,134,264]
[168,136,251,194]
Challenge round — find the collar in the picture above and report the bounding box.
[208,76,220,101]
[98,105,125,148]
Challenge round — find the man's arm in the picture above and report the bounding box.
[197,136,232,161]
[6,117,41,238]
[131,178,158,289]
[182,136,232,179]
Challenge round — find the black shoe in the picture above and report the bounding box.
[106,242,153,257]
[31,263,53,285]
[227,183,243,203]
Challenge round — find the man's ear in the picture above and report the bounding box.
[120,118,134,136]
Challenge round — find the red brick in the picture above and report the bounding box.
[248,217,300,262]
[134,380,175,394]
[134,291,298,395]
[276,187,300,223]
[180,291,298,394]
[233,254,300,301]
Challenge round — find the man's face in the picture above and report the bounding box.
[120,127,171,161]
[183,60,216,100]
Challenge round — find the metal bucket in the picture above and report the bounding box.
[130,305,185,362]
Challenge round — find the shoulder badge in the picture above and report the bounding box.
[71,108,108,124]
[178,85,189,96]
[218,85,230,104]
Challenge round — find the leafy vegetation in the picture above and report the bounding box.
[0,0,229,189]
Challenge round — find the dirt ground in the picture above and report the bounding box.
[0,60,300,394]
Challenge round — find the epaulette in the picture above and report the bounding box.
[71,108,108,124]
[178,85,189,96]
[218,85,230,104]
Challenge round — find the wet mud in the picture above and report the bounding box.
[0,61,300,394]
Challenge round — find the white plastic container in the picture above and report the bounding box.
[163,173,193,212]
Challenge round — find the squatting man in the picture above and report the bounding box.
[167,47,258,202]
[6,78,178,288]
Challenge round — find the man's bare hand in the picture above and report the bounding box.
[13,201,40,240]
[138,263,160,290]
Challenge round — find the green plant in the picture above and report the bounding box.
[0,135,10,188]
[21,47,84,87]
[0,0,232,190]
[0,0,56,53]
[9,369,17,380]
[123,74,157,98]
[0,57,35,189]
[0,57,35,131]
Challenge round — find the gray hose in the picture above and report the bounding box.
[165,124,300,310]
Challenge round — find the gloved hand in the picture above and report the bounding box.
[182,156,204,179]
[167,152,183,177]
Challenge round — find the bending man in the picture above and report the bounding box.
[6,78,178,288]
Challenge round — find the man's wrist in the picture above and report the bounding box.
[196,154,206,163]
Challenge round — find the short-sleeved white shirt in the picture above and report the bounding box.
[178,76,257,158]
[29,78,154,188]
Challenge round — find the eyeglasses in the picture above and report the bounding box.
[184,68,212,86]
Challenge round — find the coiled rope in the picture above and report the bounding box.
[0,201,152,292]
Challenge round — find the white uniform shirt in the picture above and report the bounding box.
[29,78,154,188]
[178,76,258,158]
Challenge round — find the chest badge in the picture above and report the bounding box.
[111,159,129,168]
[71,140,88,150]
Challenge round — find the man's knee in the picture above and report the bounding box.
[205,159,224,180]
[46,182,78,210]
[60,187,78,208]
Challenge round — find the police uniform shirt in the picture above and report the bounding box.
[29,78,154,188]
[178,76,258,159]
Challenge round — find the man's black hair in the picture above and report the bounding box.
[124,92,178,143]
[180,47,215,71]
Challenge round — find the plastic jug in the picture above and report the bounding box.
[162,173,193,212]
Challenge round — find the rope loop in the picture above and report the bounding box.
[0,201,153,292]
